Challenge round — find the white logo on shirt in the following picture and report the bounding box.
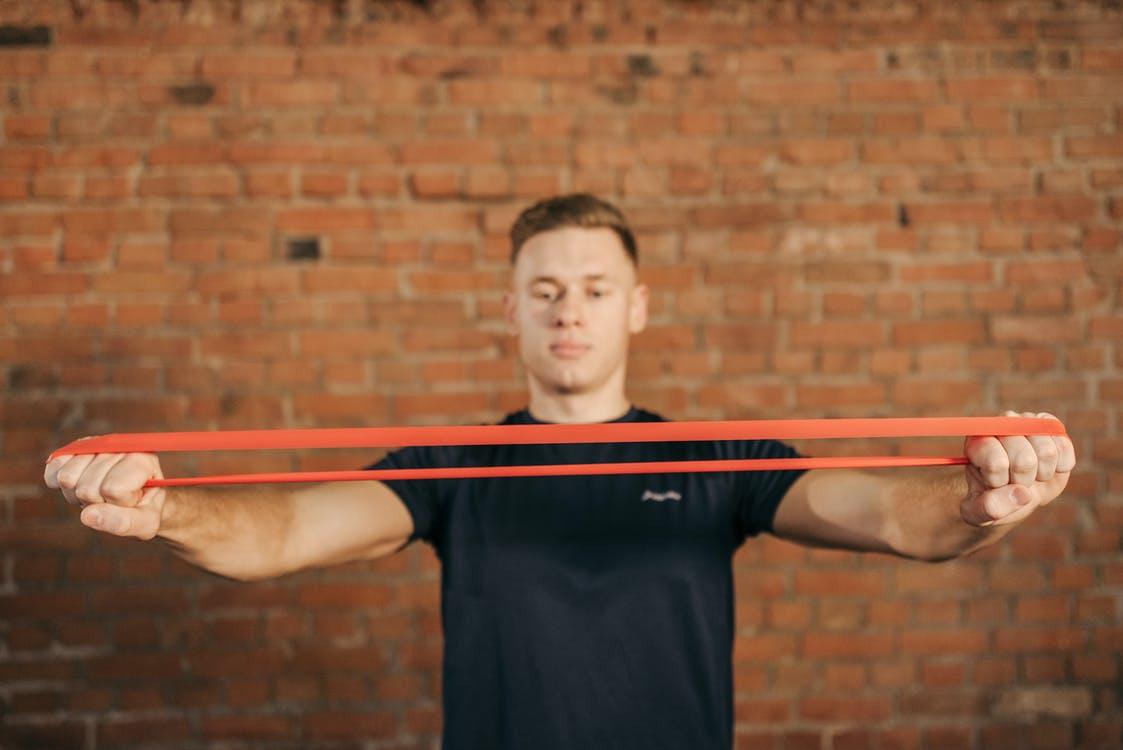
[641,489,682,503]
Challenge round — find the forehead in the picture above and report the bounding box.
[513,226,634,282]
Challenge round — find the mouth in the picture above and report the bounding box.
[550,342,590,359]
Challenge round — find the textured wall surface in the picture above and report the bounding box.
[1,0,1121,748]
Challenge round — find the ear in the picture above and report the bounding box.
[503,290,518,336]
[628,283,649,334]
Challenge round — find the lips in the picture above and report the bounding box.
[550,341,590,359]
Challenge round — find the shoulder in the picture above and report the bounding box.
[632,406,668,423]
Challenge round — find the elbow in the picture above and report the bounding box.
[223,569,270,583]
[893,535,972,563]
[885,526,964,564]
[200,561,286,583]
[908,550,962,564]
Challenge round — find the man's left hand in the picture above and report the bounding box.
[960,411,1076,527]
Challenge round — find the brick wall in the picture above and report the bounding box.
[1,0,1121,748]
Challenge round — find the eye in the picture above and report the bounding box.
[531,287,557,301]
[589,288,610,299]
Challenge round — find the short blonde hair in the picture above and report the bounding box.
[509,193,638,266]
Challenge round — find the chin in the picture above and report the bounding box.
[551,373,588,394]
[532,366,592,395]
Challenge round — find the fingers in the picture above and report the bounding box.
[74,454,127,506]
[44,456,65,488]
[99,454,162,506]
[80,501,160,541]
[968,410,1072,489]
[51,454,95,506]
[999,433,1037,486]
[46,452,162,509]
[961,481,1036,527]
[1038,411,1076,475]
[964,436,1010,489]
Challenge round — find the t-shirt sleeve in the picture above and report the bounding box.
[724,439,808,541]
[364,445,454,548]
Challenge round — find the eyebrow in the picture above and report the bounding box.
[529,274,612,284]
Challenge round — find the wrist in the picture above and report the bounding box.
[153,487,181,541]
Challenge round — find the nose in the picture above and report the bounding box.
[552,290,585,328]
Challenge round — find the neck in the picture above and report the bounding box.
[525,374,631,424]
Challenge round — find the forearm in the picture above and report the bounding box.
[888,466,1017,562]
[158,485,296,581]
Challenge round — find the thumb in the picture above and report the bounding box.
[80,502,160,540]
[961,484,1035,527]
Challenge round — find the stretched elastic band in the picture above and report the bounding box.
[46,416,1065,488]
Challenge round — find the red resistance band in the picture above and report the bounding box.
[46,416,1067,489]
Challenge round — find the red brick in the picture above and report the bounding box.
[946,76,1038,100]
[794,569,886,596]
[796,383,887,409]
[900,629,988,655]
[779,138,854,165]
[246,81,339,106]
[301,171,350,198]
[734,633,798,662]
[997,196,1098,222]
[800,695,892,721]
[410,170,461,198]
[1006,259,1089,284]
[900,262,992,282]
[395,392,490,418]
[379,205,479,232]
[0,272,88,296]
[991,316,1084,344]
[228,142,325,164]
[245,170,293,198]
[276,207,375,232]
[291,393,389,422]
[848,79,941,102]
[893,320,985,346]
[863,138,959,164]
[738,79,837,105]
[907,201,994,223]
[408,270,502,293]
[305,714,397,741]
[169,208,270,237]
[202,52,296,77]
[148,143,225,165]
[138,171,238,198]
[995,628,1085,653]
[303,50,397,77]
[299,329,397,357]
[803,632,894,659]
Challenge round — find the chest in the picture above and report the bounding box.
[437,443,738,590]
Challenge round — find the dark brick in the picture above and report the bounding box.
[0,26,50,47]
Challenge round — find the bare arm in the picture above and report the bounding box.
[772,466,1013,562]
[45,452,415,581]
[159,480,414,581]
[772,411,1076,562]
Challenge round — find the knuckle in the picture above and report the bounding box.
[101,480,133,501]
[1011,454,1037,474]
[981,458,1007,477]
[74,486,100,504]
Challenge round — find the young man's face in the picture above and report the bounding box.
[504,226,649,396]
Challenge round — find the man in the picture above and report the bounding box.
[45,194,1075,750]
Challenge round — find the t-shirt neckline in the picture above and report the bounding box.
[513,404,640,425]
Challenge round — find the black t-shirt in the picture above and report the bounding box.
[367,405,806,750]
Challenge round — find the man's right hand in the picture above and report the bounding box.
[44,452,167,540]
